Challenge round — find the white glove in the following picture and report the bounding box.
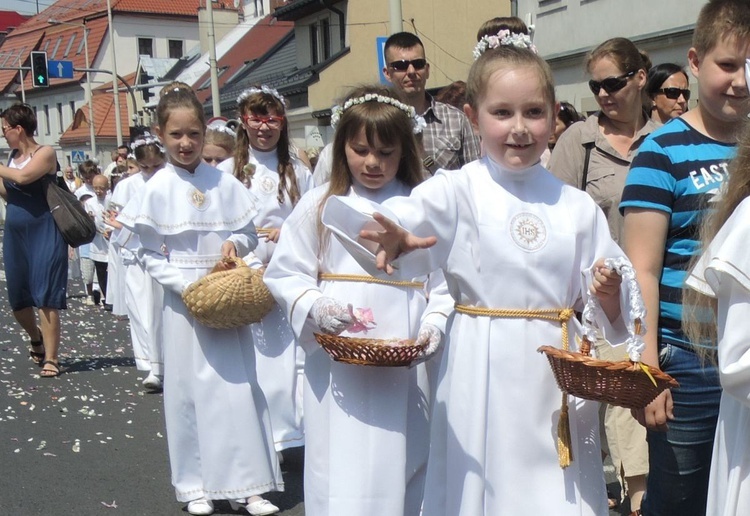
[414,323,442,361]
[311,297,353,335]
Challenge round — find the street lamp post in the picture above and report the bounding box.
[106,0,123,146]
[48,19,97,157]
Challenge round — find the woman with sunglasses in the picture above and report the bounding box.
[0,103,67,378]
[547,37,658,516]
[646,63,691,124]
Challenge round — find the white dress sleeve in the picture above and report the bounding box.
[716,277,750,407]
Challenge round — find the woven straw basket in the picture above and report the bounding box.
[314,333,425,367]
[182,257,274,329]
[538,259,679,410]
[538,325,679,410]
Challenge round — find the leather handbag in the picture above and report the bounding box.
[43,174,96,247]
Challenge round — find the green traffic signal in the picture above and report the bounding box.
[30,51,49,88]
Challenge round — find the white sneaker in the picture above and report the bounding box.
[142,374,163,391]
[84,295,95,306]
[229,497,279,516]
[187,498,214,515]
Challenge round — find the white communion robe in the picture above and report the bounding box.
[112,172,164,375]
[119,162,282,502]
[221,151,314,451]
[322,157,633,516]
[264,179,453,516]
[686,197,750,516]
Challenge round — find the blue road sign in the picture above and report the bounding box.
[377,37,388,85]
[71,150,86,163]
[48,60,74,79]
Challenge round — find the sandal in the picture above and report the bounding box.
[29,327,44,366]
[40,360,61,378]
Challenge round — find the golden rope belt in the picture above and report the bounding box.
[318,273,424,289]
[454,303,576,468]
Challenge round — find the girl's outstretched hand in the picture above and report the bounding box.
[359,212,437,275]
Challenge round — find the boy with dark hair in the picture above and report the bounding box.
[620,1,750,514]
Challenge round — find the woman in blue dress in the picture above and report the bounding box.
[0,104,67,377]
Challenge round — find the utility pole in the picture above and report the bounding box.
[389,0,403,33]
[106,0,123,145]
[206,0,221,117]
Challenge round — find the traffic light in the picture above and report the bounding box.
[30,51,49,88]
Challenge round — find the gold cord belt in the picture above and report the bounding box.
[318,273,424,289]
[455,305,575,350]
[455,304,576,467]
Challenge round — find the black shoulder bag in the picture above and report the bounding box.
[580,142,595,191]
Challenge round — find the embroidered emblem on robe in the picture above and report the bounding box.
[510,212,547,252]
[259,176,276,195]
[188,188,210,211]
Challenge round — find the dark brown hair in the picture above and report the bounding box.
[1,103,36,136]
[235,87,300,206]
[476,16,529,41]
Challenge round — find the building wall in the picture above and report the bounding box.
[304,0,506,111]
[515,0,705,114]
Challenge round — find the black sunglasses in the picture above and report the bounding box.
[388,59,427,71]
[656,87,691,101]
[588,70,636,95]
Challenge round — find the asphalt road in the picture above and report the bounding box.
[0,232,304,516]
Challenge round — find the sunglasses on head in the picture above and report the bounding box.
[388,58,427,71]
[588,70,636,95]
[656,87,691,101]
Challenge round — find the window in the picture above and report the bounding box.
[51,36,63,59]
[309,18,333,66]
[310,23,319,66]
[168,39,183,59]
[76,36,85,55]
[137,37,154,58]
[57,103,64,133]
[69,101,76,121]
[538,0,567,14]
[43,105,50,135]
[63,34,76,57]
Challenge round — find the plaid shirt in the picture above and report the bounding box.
[421,96,480,172]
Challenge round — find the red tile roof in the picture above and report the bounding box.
[0,10,30,33]
[194,15,294,104]
[59,89,130,145]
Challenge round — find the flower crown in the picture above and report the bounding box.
[207,120,237,137]
[130,133,165,154]
[473,30,537,60]
[236,85,286,107]
[330,94,427,134]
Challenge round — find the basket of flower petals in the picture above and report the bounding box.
[538,258,679,410]
[314,306,426,366]
[182,257,274,329]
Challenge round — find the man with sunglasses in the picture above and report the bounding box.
[383,32,479,174]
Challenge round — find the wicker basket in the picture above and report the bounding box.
[538,331,679,410]
[182,257,274,329]
[314,333,425,367]
[538,259,679,410]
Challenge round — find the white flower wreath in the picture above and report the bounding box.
[130,132,165,154]
[236,85,286,107]
[473,29,537,60]
[207,120,237,137]
[330,93,426,134]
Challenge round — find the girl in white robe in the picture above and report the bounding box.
[218,85,313,453]
[321,46,635,515]
[685,133,750,516]
[264,85,453,516]
[108,135,166,390]
[118,87,282,516]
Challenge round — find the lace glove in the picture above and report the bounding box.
[413,323,443,363]
[311,297,353,335]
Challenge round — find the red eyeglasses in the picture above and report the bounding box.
[242,115,285,129]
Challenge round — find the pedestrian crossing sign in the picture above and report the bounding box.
[71,150,86,163]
